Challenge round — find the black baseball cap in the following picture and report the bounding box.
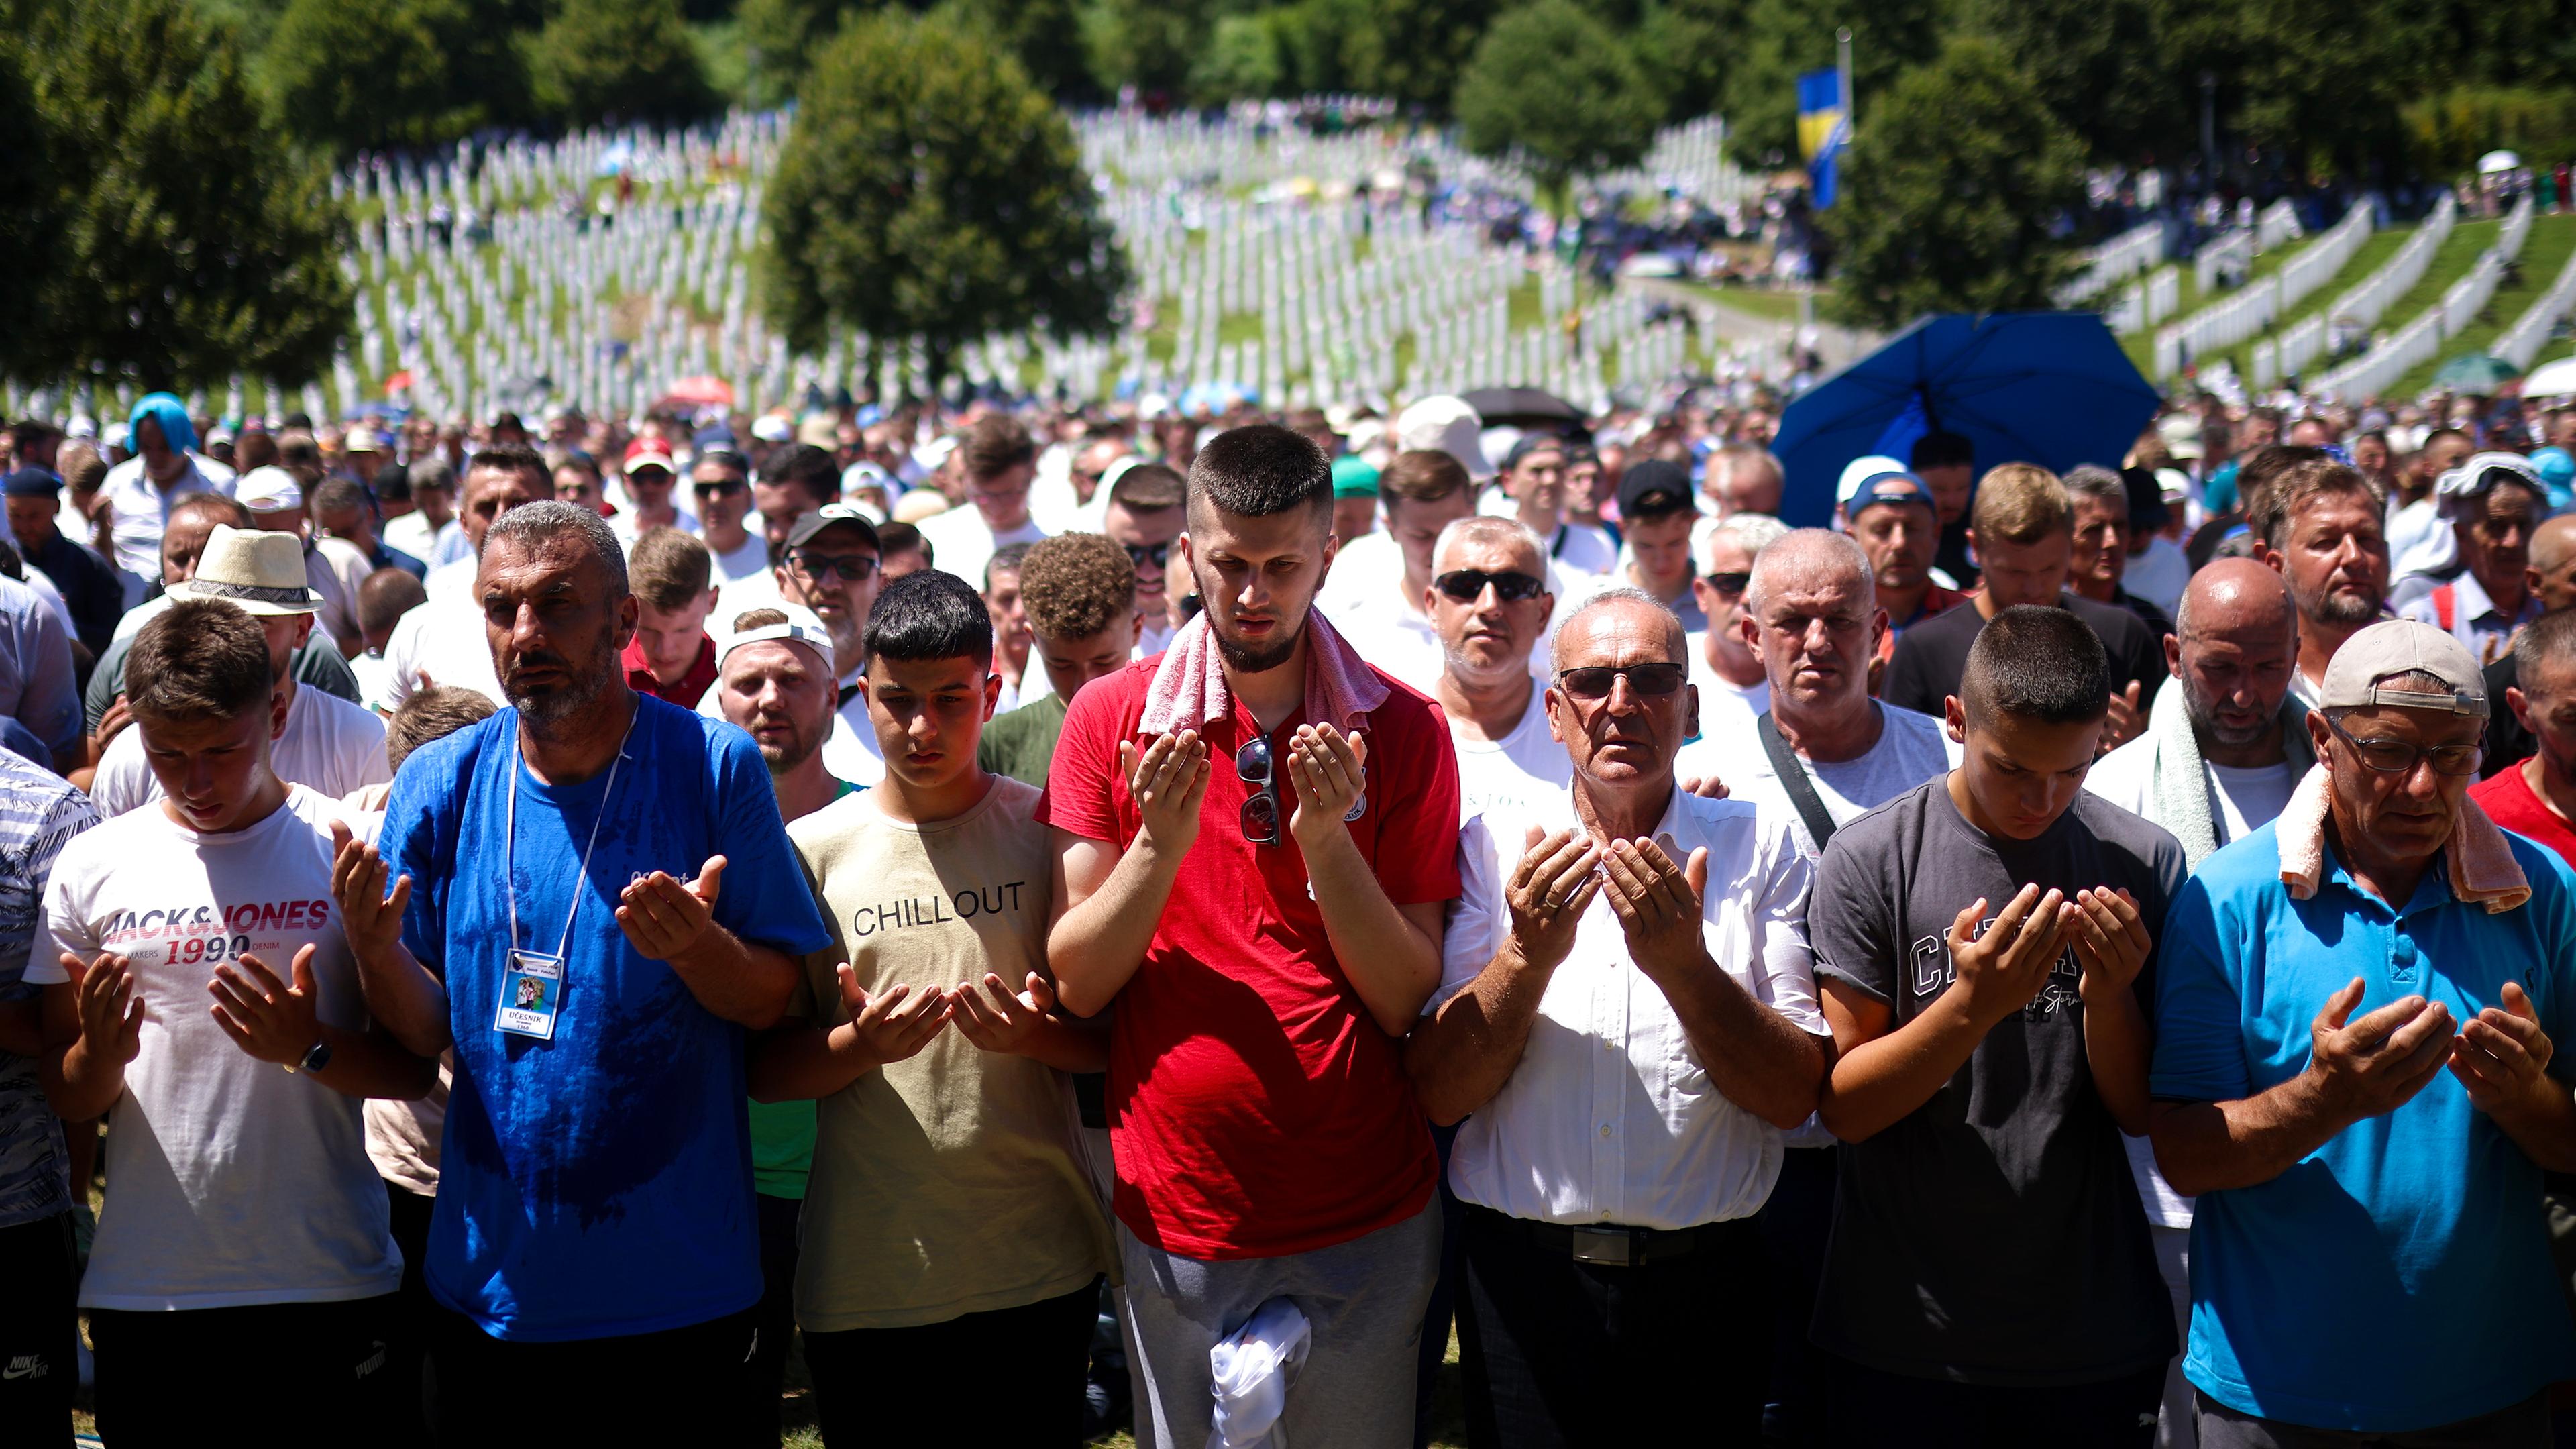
[1616,459,1696,518]
[784,503,881,553]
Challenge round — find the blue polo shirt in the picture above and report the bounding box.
[2151,820,2576,1432]
[381,694,832,1341]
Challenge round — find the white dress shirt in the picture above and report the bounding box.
[103,453,235,578]
[1438,786,1827,1230]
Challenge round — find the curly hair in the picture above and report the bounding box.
[1018,533,1136,643]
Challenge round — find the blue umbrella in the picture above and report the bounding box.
[1771,313,2160,528]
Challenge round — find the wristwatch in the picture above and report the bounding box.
[282,1039,333,1076]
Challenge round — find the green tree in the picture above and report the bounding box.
[1724,0,1947,166]
[529,0,716,127]
[764,11,1129,388]
[1191,12,1291,105]
[1631,0,1739,125]
[1454,0,1662,209]
[936,0,1089,97]
[266,0,525,156]
[3,0,350,390]
[1077,0,1205,96]
[1324,0,1497,115]
[743,0,855,107]
[0,27,49,355]
[1824,35,2086,331]
[1967,0,2177,164]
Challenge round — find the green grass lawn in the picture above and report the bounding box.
[2388,212,2576,394]
[1673,280,1829,324]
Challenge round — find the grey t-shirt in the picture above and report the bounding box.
[1807,779,2183,1386]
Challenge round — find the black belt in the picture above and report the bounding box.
[1487,1204,1754,1269]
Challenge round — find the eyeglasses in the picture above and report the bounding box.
[1124,541,1171,569]
[693,480,746,500]
[787,550,880,584]
[2326,717,2483,777]
[1434,568,1547,603]
[1237,735,1280,846]
[1705,571,1752,597]
[1555,663,1689,700]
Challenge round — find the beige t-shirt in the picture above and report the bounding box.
[787,777,1110,1332]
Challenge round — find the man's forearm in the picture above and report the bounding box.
[1405,944,1554,1126]
[352,942,453,1057]
[1050,840,1185,1017]
[2149,1077,2348,1197]
[307,1024,438,1101]
[1660,961,1827,1130]
[669,933,800,1030]
[2486,1078,2576,1175]
[748,1023,876,1102]
[1820,992,1990,1142]
[2082,984,2154,1134]
[42,1039,124,1122]
[1305,832,1439,1035]
[1011,1013,1111,1074]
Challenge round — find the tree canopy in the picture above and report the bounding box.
[1825,35,2088,331]
[530,0,719,128]
[762,10,1128,386]
[266,0,527,156]
[3,0,351,391]
[1454,0,1662,208]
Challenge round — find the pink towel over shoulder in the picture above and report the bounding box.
[1138,608,1391,737]
[2275,763,2530,912]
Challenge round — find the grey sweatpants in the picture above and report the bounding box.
[1120,1196,1442,1449]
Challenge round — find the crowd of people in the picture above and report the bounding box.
[1,376,2575,1449]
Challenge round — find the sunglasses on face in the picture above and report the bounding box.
[1705,571,1752,597]
[788,551,879,584]
[1434,568,1547,603]
[1555,663,1688,700]
[1124,541,1171,570]
[694,479,746,500]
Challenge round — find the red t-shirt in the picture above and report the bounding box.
[621,633,717,709]
[2471,763,2576,870]
[1036,653,1460,1259]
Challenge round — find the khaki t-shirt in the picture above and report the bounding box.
[787,777,1110,1331]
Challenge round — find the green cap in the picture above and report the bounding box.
[1330,454,1381,498]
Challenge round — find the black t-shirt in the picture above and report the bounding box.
[2485,652,2532,780]
[1882,593,2165,721]
[1808,780,2184,1386]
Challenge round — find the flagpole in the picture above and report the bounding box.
[1837,27,1854,133]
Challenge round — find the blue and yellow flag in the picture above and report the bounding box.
[1796,68,1848,209]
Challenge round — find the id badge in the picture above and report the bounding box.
[495,950,564,1040]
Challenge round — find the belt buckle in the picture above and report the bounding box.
[1570,1226,1634,1267]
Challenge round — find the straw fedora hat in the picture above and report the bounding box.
[168,525,322,616]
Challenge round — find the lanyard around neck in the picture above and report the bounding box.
[506,711,635,962]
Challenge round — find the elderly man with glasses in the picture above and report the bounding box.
[2149,620,2576,1448]
[1409,586,1831,1447]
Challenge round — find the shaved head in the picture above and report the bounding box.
[2177,556,2298,645]
[1746,527,1874,614]
[2533,515,2576,616]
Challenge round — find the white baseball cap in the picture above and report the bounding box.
[1395,395,1492,480]
[718,600,835,678]
[235,465,306,514]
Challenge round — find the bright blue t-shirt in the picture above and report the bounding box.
[380,694,831,1342]
[2151,820,2576,1432]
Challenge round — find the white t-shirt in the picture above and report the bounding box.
[1323,593,1446,696]
[702,529,772,584]
[1472,490,1617,576]
[2083,741,2301,855]
[1449,686,1572,825]
[30,786,402,1309]
[91,684,391,816]
[378,598,502,712]
[2386,496,2455,580]
[1678,702,1955,860]
[918,508,1047,595]
[608,504,700,547]
[382,512,459,566]
[2122,535,2190,621]
[1686,638,1770,758]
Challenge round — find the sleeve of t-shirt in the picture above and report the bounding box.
[13,792,103,991]
[2120,621,2167,706]
[1432,815,1503,1014]
[1882,628,1942,718]
[1366,701,1464,906]
[2147,875,2251,1103]
[13,601,79,760]
[2135,828,2189,1017]
[1034,673,1127,845]
[380,735,458,975]
[84,634,127,736]
[345,708,393,789]
[28,837,105,987]
[1748,816,1828,1036]
[1808,827,1899,1006]
[783,841,839,1026]
[87,733,150,818]
[707,727,833,959]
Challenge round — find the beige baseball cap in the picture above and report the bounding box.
[2318,619,2487,716]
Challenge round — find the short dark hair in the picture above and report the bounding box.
[1911,431,1974,472]
[1378,449,1470,507]
[986,540,1034,592]
[387,686,496,770]
[358,566,427,635]
[2235,445,2331,523]
[1187,423,1330,526]
[312,476,367,519]
[1959,606,2110,727]
[372,460,412,504]
[170,492,252,532]
[1020,533,1135,641]
[465,444,549,496]
[1108,461,1185,513]
[864,567,993,668]
[2520,608,2576,692]
[629,527,712,610]
[2253,458,2384,552]
[129,599,273,726]
[876,520,931,565]
[962,415,1036,481]
[761,443,839,504]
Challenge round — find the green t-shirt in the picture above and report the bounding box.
[975,690,1068,788]
[748,778,862,1200]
